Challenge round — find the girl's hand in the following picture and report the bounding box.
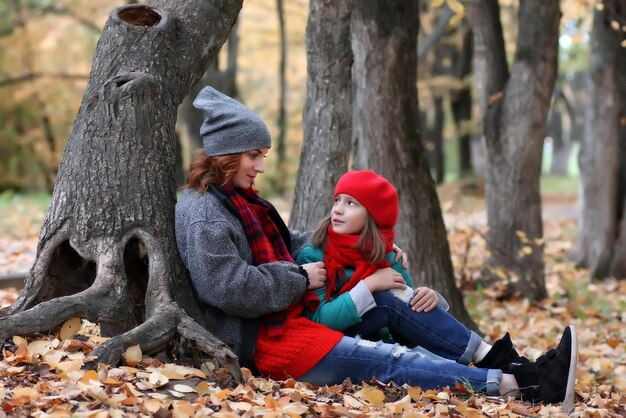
[364,268,407,293]
[302,262,327,289]
[410,287,439,312]
[392,244,409,270]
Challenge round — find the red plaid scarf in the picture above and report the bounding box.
[223,185,314,337]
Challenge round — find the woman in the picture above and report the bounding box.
[175,87,577,405]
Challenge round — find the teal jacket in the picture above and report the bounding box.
[296,245,414,331]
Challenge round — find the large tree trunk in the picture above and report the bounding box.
[351,1,477,330]
[468,0,560,300]
[575,4,624,279]
[289,0,353,231]
[0,1,243,380]
[176,19,240,186]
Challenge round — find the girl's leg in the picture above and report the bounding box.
[343,290,481,364]
[298,336,502,395]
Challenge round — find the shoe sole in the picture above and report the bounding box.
[560,325,578,413]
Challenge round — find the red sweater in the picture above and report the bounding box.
[254,304,343,379]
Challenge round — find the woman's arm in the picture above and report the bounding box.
[184,220,307,318]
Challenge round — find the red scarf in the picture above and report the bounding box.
[323,226,395,301]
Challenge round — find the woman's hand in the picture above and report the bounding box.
[392,244,409,269]
[410,287,439,312]
[364,268,407,293]
[302,262,327,289]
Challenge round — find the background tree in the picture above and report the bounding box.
[0,1,244,379]
[289,0,353,231]
[467,0,560,300]
[575,0,626,279]
[351,0,477,329]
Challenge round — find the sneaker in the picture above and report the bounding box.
[510,325,578,405]
[474,332,530,373]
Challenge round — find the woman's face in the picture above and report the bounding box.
[331,193,368,235]
[233,148,269,189]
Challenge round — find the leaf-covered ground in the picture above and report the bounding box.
[0,191,624,417]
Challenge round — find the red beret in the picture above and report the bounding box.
[334,170,398,228]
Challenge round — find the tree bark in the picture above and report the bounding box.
[468,0,560,300]
[452,28,474,178]
[575,5,623,279]
[176,19,240,186]
[351,1,477,330]
[274,0,288,195]
[0,1,244,381]
[289,0,353,231]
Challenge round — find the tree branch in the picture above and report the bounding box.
[417,5,455,60]
[0,72,89,88]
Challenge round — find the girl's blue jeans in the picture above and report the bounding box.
[299,290,502,395]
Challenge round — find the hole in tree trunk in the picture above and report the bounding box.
[123,238,149,328]
[46,241,96,300]
[117,5,161,27]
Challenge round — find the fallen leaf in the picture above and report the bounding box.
[59,317,82,340]
[123,344,142,367]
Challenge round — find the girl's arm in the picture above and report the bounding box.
[387,252,449,311]
[297,246,375,331]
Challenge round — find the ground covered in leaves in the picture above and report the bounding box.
[0,190,624,417]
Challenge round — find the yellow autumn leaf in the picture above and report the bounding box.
[515,230,528,242]
[362,387,385,407]
[446,0,464,14]
[196,381,211,395]
[11,386,40,400]
[80,369,99,384]
[123,344,142,367]
[142,398,163,413]
[59,317,82,340]
[12,336,27,347]
[407,386,422,401]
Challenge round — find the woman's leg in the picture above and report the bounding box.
[298,336,502,395]
[343,290,481,364]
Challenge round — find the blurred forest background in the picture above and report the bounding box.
[0,1,624,413]
[0,0,594,193]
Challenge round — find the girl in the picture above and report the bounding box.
[298,170,513,365]
[175,86,578,407]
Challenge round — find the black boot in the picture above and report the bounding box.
[510,325,578,405]
[474,332,530,373]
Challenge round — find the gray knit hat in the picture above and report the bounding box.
[193,86,272,156]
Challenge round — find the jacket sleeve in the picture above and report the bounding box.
[387,253,449,311]
[184,219,307,318]
[298,246,367,331]
[289,229,311,260]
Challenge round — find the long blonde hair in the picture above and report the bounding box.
[310,213,387,263]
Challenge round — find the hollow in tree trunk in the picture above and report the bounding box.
[0,1,244,381]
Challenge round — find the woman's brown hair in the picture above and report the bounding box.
[310,213,387,263]
[184,148,241,192]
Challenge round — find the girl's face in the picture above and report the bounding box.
[331,194,368,235]
[233,148,269,189]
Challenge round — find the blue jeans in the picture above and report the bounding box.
[299,336,502,395]
[344,291,482,365]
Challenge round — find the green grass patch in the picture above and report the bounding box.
[540,175,579,196]
[0,190,51,212]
